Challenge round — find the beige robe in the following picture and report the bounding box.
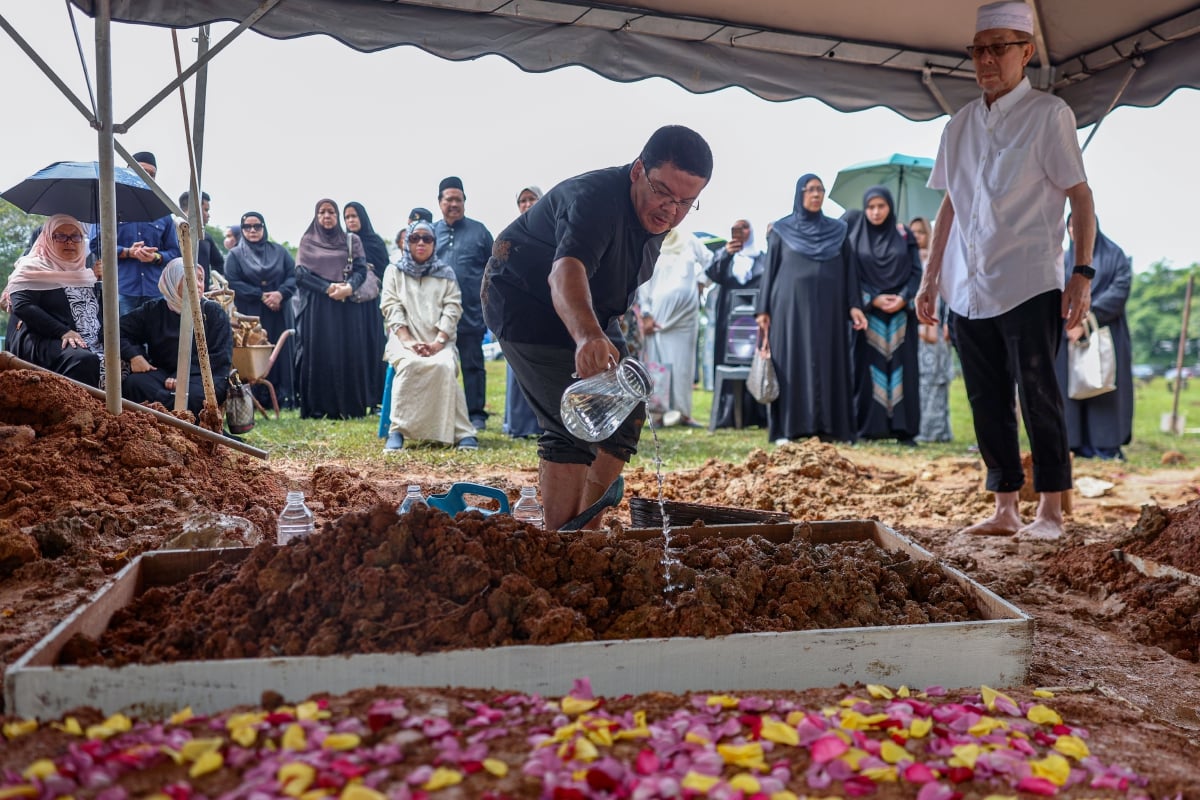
[381,264,475,444]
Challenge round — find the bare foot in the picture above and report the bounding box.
[1016,516,1063,542]
[961,511,1022,536]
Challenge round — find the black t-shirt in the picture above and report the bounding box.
[482,163,665,348]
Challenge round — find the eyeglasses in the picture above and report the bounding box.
[51,232,85,244]
[408,234,435,245]
[803,185,826,195]
[242,223,264,231]
[643,170,700,212]
[966,41,1030,59]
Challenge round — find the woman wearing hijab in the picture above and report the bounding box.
[504,185,545,438]
[294,198,373,419]
[223,211,297,408]
[380,220,477,451]
[844,186,923,444]
[344,201,389,407]
[910,216,954,443]
[1055,217,1133,459]
[756,174,867,444]
[3,214,104,386]
[706,218,769,429]
[638,228,713,425]
[119,258,232,417]
[223,225,241,252]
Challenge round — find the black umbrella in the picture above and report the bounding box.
[1,160,171,223]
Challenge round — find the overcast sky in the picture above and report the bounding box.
[2,2,1197,270]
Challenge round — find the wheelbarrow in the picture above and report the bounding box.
[231,329,294,419]
[427,482,510,517]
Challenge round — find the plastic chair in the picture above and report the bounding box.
[231,328,294,419]
[427,482,511,517]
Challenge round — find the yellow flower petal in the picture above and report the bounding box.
[561,696,600,715]
[296,702,330,721]
[21,759,57,780]
[982,796,1018,800]
[169,707,195,725]
[718,742,766,770]
[1033,689,1056,699]
[0,786,38,799]
[300,790,330,800]
[897,686,911,698]
[760,718,799,747]
[180,738,225,762]
[867,684,894,700]
[770,793,800,800]
[1054,734,1090,760]
[51,717,83,736]
[422,767,463,791]
[838,696,863,707]
[729,773,761,793]
[681,772,720,792]
[340,786,385,800]
[85,714,133,741]
[282,723,308,751]
[785,710,805,727]
[950,743,980,769]
[226,712,266,730]
[279,762,316,796]
[3,719,38,740]
[322,733,362,751]
[685,731,710,745]
[585,726,613,747]
[880,740,909,764]
[838,747,869,770]
[968,715,1008,736]
[1027,704,1063,726]
[909,717,933,738]
[1030,753,1071,786]
[839,710,890,730]
[483,758,509,777]
[706,695,741,708]
[862,766,899,782]
[980,686,1017,714]
[188,750,224,778]
[231,725,258,748]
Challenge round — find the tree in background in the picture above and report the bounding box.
[0,200,40,337]
[1126,260,1200,369]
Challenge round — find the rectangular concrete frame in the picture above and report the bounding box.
[6,520,1032,718]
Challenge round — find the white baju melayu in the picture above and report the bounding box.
[637,231,713,418]
[381,264,475,445]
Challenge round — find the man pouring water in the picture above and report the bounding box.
[482,125,713,531]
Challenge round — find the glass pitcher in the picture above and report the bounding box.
[560,357,653,442]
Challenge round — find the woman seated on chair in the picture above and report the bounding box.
[2,214,104,387]
[119,258,232,418]
[380,220,477,451]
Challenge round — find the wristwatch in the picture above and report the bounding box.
[1072,264,1096,279]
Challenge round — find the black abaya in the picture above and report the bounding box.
[295,261,374,419]
[756,231,860,442]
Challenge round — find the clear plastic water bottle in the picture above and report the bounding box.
[277,490,315,545]
[512,486,545,529]
[399,485,428,514]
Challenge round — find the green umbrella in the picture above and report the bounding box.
[829,153,945,223]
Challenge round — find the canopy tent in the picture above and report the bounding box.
[4,0,1199,414]
[71,0,1200,126]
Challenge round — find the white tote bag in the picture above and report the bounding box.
[1067,313,1117,400]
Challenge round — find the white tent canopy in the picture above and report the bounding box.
[73,0,1200,126]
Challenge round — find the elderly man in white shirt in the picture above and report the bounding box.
[916,0,1096,542]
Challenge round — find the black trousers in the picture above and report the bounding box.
[952,290,1071,494]
[457,329,487,422]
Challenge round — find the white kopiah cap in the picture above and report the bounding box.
[976,1,1035,34]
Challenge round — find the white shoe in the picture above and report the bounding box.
[662,410,683,427]
[773,437,790,445]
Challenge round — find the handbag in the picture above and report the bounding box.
[344,233,380,303]
[225,370,256,434]
[1067,312,1117,400]
[746,344,780,404]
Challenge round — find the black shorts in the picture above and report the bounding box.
[500,338,644,465]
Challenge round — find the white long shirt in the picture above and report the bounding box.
[928,78,1088,319]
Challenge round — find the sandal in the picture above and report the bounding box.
[559,475,624,532]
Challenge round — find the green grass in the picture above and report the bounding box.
[244,360,1200,474]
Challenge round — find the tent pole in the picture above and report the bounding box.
[1026,0,1052,90]
[117,0,282,134]
[920,68,955,117]
[193,24,211,181]
[95,0,122,416]
[1081,58,1143,152]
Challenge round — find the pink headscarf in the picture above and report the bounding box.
[1,214,96,310]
